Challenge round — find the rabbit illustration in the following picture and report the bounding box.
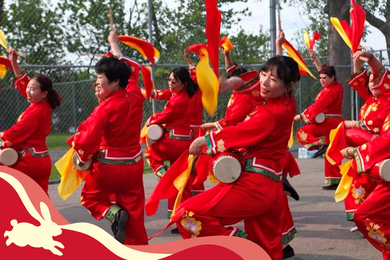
[4,201,64,256]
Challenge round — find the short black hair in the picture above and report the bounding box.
[95,57,131,88]
[261,55,301,85]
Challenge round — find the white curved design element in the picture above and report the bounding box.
[0,171,170,259]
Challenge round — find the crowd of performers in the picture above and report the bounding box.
[1,26,390,260]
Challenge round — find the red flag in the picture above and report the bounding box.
[118,35,160,65]
[205,0,221,77]
[141,65,154,99]
[145,150,191,216]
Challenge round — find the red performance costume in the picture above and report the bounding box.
[173,94,296,260]
[0,74,52,194]
[350,111,390,260]
[74,86,148,245]
[343,68,390,221]
[296,70,343,185]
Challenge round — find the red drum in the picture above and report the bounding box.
[368,159,390,182]
[209,152,242,183]
[345,128,374,147]
[314,113,326,123]
[0,148,18,166]
[72,153,92,171]
[147,124,164,141]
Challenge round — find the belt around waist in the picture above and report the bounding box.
[97,149,142,165]
[19,148,49,158]
[244,158,282,182]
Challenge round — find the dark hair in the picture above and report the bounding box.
[169,67,198,98]
[230,67,247,77]
[319,65,337,81]
[32,74,62,109]
[261,55,301,87]
[95,57,131,89]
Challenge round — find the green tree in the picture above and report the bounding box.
[2,0,66,66]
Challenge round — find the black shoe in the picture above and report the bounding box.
[313,145,328,158]
[322,183,338,190]
[170,227,180,234]
[283,244,295,259]
[283,176,300,201]
[111,209,128,244]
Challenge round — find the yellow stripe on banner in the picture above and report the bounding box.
[325,122,343,166]
[330,17,352,50]
[334,160,353,202]
[288,124,294,149]
[171,154,195,219]
[302,29,311,50]
[282,43,316,79]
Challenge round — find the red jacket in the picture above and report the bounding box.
[148,89,192,138]
[0,74,51,153]
[301,82,343,124]
[74,88,143,163]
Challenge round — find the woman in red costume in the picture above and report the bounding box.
[295,51,344,190]
[171,55,300,260]
[343,110,390,259]
[73,55,147,245]
[0,48,61,195]
[144,66,197,224]
[341,51,390,225]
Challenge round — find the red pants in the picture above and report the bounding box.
[145,133,192,215]
[296,118,341,150]
[144,133,191,173]
[297,119,343,183]
[281,195,296,245]
[354,182,390,259]
[11,150,51,195]
[175,172,284,260]
[344,174,377,221]
[81,159,148,245]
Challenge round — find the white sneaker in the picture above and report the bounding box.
[350,225,359,232]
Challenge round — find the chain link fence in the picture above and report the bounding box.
[0,0,389,158]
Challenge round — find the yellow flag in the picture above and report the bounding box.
[325,122,343,166]
[196,48,219,116]
[330,17,352,50]
[0,29,8,50]
[55,148,89,200]
[171,154,195,218]
[334,160,353,202]
[302,29,310,50]
[0,64,6,79]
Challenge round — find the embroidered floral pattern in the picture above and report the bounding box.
[298,130,308,143]
[217,139,226,152]
[351,184,366,204]
[365,218,390,250]
[361,144,367,150]
[181,216,202,237]
[251,89,260,97]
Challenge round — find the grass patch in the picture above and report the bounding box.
[50,166,61,180]
[47,133,72,149]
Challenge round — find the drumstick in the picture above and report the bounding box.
[277,0,282,31]
[108,6,114,31]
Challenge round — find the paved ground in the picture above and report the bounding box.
[48,151,383,260]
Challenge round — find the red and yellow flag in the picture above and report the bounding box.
[118,35,160,65]
[282,40,316,79]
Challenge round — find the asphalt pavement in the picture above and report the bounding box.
[48,153,383,260]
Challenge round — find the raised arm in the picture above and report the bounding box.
[108,29,122,57]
